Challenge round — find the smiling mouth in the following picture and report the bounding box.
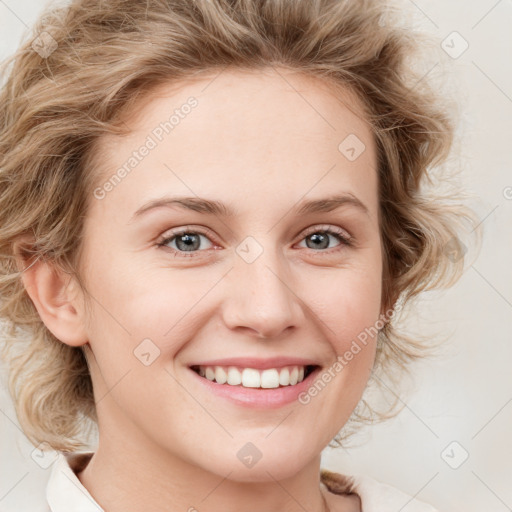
[190,364,319,389]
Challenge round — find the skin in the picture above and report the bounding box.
[20,67,386,512]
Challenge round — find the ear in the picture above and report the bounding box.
[13,237,88,347]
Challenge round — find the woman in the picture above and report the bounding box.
[0,0,478,510]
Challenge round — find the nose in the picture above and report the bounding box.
[221,246,305,339]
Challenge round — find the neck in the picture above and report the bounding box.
[78,443,331,512]
[76,413,333,512]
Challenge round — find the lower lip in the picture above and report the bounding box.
[188,367,321,409]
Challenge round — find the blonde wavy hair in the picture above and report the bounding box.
[0,0,479,452]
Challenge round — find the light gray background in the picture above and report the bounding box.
[0,0,511,511]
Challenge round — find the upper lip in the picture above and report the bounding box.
[189,356,321,370]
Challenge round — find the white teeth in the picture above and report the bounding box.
[194,365,310,388]
[215,367,227,384]
[279,367,290,386]
[242,368,260,388]
[261,369,280,388]
[227,366,242,385]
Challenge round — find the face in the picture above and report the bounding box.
[76,67,383,481]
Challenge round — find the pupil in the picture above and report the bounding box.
[307,232,328,250]
[177,233,199,251]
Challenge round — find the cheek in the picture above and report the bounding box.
[294,272,381,445]
[307,264,382,347]
[301,262,382,410]
[82,256,215,368]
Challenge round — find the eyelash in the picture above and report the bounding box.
[156,225,353,259]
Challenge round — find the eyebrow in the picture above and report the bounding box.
[130,193,369,221]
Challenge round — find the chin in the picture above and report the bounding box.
[215,460,308,483]
[193,439,318,483]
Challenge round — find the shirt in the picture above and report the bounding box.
[40,452,439,512]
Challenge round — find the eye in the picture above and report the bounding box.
[156,224,353,259]
[157,227,215,257]
[296,225,352,253]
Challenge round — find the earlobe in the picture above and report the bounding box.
[14,242,88,348]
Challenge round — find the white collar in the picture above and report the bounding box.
[46,452,103,512]
[344,474,439,512]
[46,452,438,512]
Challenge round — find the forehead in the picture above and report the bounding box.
[119,67,372,134]
[88,67,378,221]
